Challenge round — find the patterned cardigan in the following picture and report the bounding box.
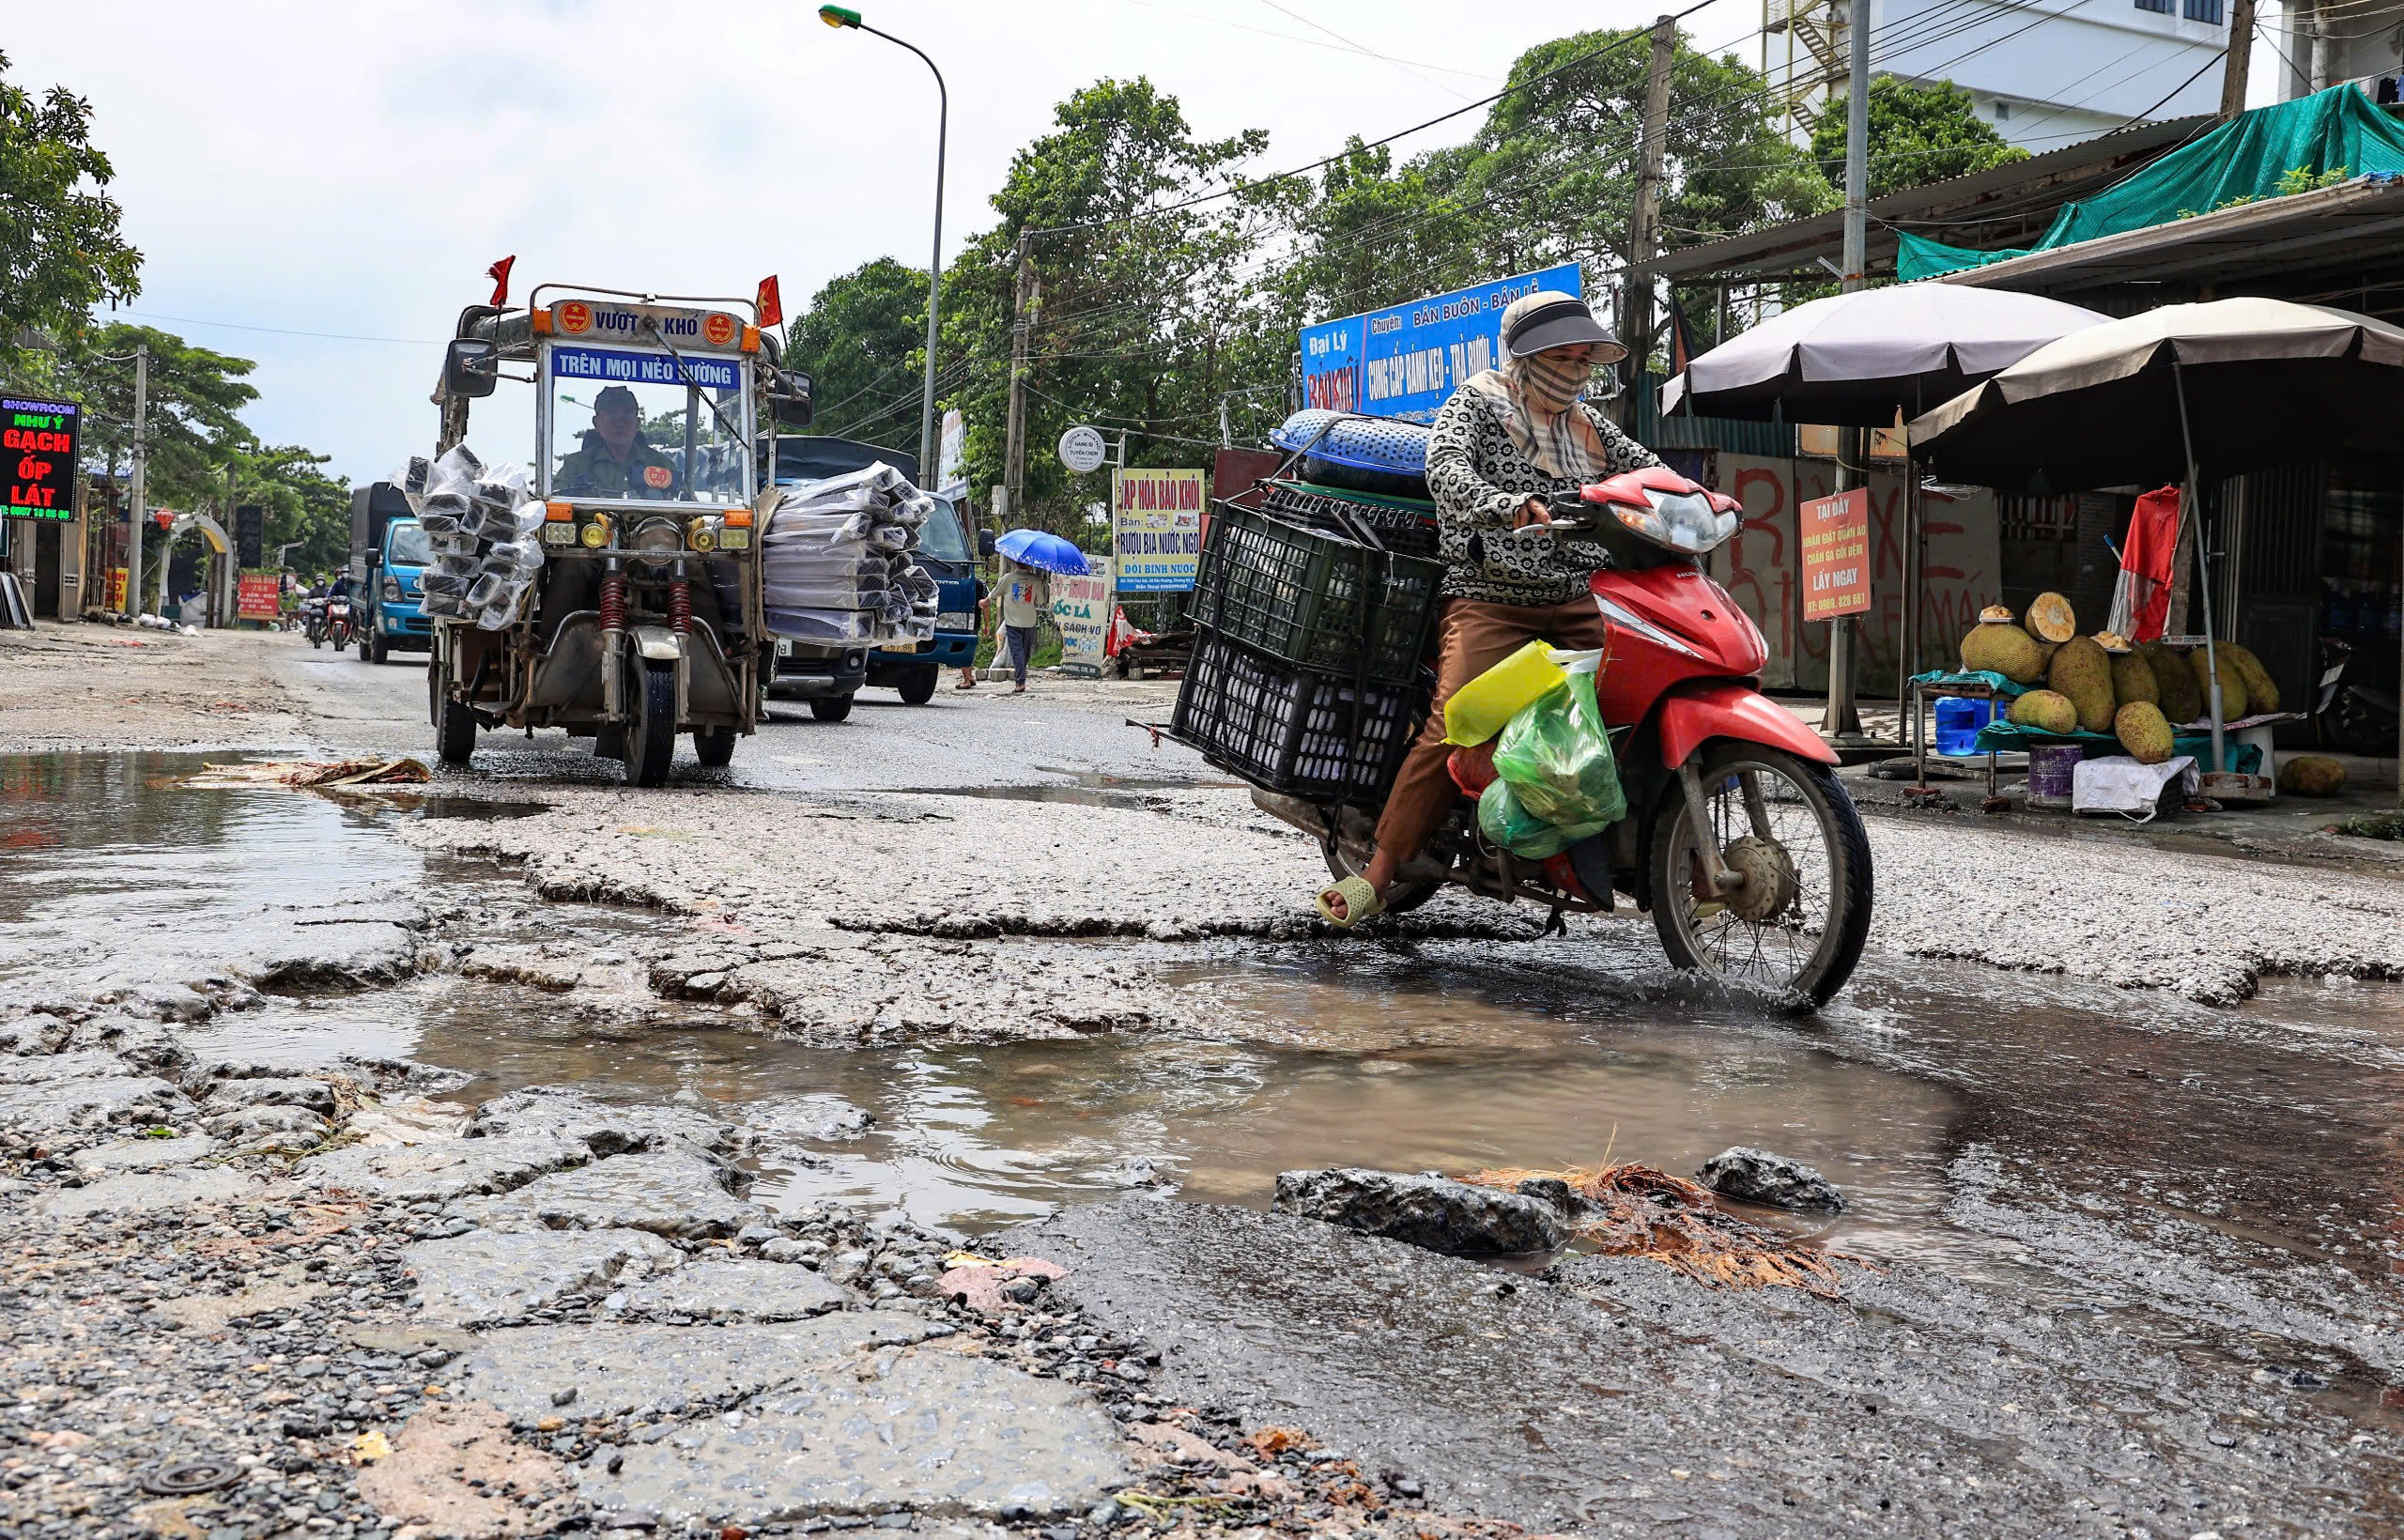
[1424,384,1662,607]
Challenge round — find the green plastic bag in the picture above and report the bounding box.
[1490,653,1626,832]
[1477,778,1610,859]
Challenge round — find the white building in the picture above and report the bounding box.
[1765,0,2234,151]
[2273,1,2404,99]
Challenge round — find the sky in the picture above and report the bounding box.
[14,0,2285,486]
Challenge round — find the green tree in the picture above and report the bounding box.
[1811,77,2026,200]
[0,51,141,375]
[237,443,352,575]
[54,322,258,516]
[932,77,1288,538]
[789,257,931,455]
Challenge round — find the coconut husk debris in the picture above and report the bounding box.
[189,758,431,789]
[1459,1162,1865,1300]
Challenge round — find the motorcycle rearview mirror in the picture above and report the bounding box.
[441,338,501,399]
[767,369,815,427]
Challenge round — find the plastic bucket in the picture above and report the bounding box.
[1934,697,1992,756]
[2026,743,2082,808]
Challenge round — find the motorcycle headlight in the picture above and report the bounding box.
[686,516,722,554]
[1611,489,1740,556]
[630,517,683,559]
[579,514,612,549]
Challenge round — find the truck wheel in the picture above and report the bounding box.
[897,667,938,705]
[368,633,389,666]
[624,659,677,787]
[357,629,372,662]
[432,669,476,763]
[809,694,855,723]
[693,726,736,767]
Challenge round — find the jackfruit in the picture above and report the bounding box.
[2186,646,2249,720]
[2008,689,2078,734]
[2219,639,2280,714]
[2025,592,2077,643]
[1961,622,2045,685]
[2034,639,2061,676]
[2144,641,2203,724]
[2109,649,2159,708]
[2114,701,2174,764]
[2047,635,2117,734]
[2279,754,2346,796]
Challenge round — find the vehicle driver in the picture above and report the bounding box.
[1316,289,1661,928]
[554,384,682,499]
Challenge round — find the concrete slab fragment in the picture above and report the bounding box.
[582,1348,1131,1524]
[0,1075,192,1132]
[454,1313,946,1422]
[39,1165,258,1216]
[614,1259,851,1321]
[72,1133,220,1176]
[406,1228,676,1325]
[303,1132,588,1202]
[448,1148,763,1239]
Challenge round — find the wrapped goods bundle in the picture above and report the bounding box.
[762,460,932,646]
[392,446,544,630]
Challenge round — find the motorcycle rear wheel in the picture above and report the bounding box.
[1647,743,1872,1011]
[624,659,677,788]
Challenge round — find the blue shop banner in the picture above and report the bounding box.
[548,344,740,393]
[1297,263,1583,424]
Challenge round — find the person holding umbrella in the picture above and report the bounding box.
[988,529,1087,694]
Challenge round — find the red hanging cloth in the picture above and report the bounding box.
[2113,485,2181,642]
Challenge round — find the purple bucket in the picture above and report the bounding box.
[2026,743,2082,808]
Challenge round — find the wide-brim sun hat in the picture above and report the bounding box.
[1502,290,1626,364]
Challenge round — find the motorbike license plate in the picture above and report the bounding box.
[937,610,973,630]
[776,639,794,657]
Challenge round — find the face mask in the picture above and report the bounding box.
[1510,350,1590,412]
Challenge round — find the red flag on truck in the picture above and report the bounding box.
[487,255,516,308]
[755,275,783,329]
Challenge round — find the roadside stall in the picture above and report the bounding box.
[1909,298,2404,810]
[1657,285,2107,748]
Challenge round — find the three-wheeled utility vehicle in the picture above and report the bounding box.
[426,283,812,785]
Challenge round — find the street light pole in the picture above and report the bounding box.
[820,6,948,484]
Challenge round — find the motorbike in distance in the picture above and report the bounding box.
[1264,466,1874,1010]
[313,595,356,652]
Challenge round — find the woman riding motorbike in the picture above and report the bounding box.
[1316,289,1662,926]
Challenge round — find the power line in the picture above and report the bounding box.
[120,310,442,346]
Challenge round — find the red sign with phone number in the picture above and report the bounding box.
[1799,487,1872,623]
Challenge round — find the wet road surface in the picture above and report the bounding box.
[8,649,2404,1532]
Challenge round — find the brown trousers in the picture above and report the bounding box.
[1371,595,1612,865]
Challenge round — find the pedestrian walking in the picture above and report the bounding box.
[957,572,989,690]
[994,558,1048,694]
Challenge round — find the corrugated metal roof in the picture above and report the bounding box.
[1649,115,2215,283]
[1934,173,2404,308]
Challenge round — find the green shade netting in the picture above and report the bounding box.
[1898,86,2404,281]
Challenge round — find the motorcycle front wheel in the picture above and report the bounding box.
[1647,743,1872,1011]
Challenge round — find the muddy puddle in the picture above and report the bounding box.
[8,750,2401,1315]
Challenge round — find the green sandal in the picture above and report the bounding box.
[1314,875,1385,929]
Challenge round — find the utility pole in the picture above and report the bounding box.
[1623,13,1679,408]
[1827,0,1873,740]
[998,232,1034,531]
[2221,0,2257,117]
[124,344,148,620]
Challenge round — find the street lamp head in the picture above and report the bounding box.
[818,5,861,26]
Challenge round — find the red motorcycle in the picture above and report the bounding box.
[1259,467,1872,1010]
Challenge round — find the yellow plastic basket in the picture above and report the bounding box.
[1442,639,1566,746]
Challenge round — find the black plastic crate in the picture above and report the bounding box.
[1259,479,1441,560]
[1191,506,1441,686]
[1169,626,1428,808]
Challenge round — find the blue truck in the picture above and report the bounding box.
[766,436,979,716]
[349,481,433,666]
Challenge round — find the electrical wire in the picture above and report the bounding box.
[1250,0,1479,99]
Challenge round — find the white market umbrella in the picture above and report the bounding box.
[1660,285,2110,426]
[1911,298,2404,774]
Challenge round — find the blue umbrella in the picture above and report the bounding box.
[994,529,1090,577]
